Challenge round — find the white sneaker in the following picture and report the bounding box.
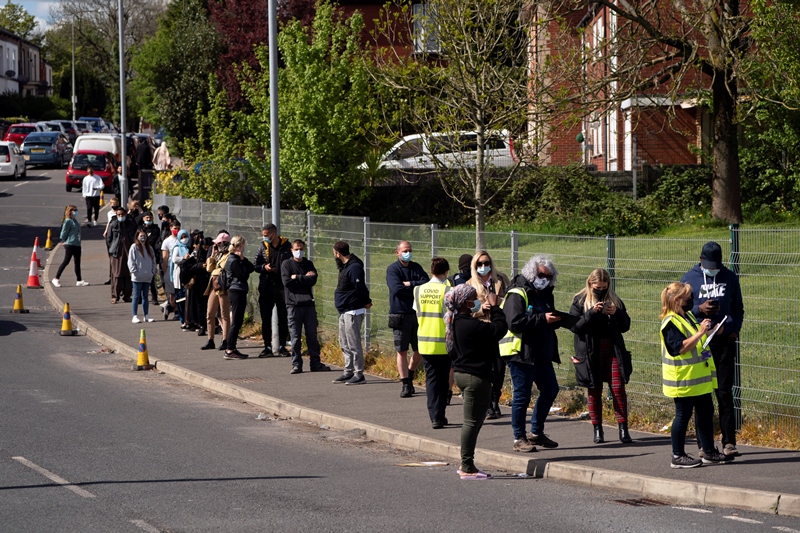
[51,279,61,288]
[132,316,141,324]
[92,219,97,227]
[144,315,154,322]
[76,280,89,287]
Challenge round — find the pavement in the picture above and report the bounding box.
[37,235,800,518]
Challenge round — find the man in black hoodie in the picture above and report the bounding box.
[333,241,372,385]
[281,239,330,374]
[254,223,293,358]
[681,241,744,457]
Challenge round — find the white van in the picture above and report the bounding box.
[371,130,517,171]
[73,134,122,164]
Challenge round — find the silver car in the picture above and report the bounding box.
[0,141,27,179]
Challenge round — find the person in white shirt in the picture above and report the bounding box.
[160,220,181,319]
[81,167,104,226]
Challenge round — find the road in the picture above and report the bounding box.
[1,167,799,532]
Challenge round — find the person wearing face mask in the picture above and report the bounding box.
[127,228,157,323]
[447,254,473,287]
[171,229,193,328]
[160,220,182,320]
[500,255,563,453]
[105,206,137,303]
[280,239,330,374]
[467,251,510,420]
[386,240,430,398]
[139,212,162,304]
[254,223,293,358]
[224,235,255,360]
[444,284,507,478]
[569,268,633,444]
[332,241,372,385]
[660,282,733,468]
[413,257,452,428]
[680,241,744,458]
[201,232,232,351]
[52,205,90,288]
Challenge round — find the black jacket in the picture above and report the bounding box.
[140,222,161,252]
[503,274,561,365]
[451,307,508,379]
[106,217,137,258]
[225,253,255,293]
[334,254,372,312]
[281,257,317,306]
[568,294,632,388]
[254,237,292,288]
[386,260,429,314]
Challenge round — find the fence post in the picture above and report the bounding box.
[730,223,742,430]
[307,210,314,261]
[511,230,519,277]
[431,224,438,258]
[227,202,231,231]
[199,199,204,228]
[363,216,371,350]
[606,233,616,292]
[262,205,268,229]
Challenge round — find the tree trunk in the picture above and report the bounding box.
[711,70,743,223]
[475,202,485,251]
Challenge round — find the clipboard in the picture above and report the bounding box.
[555,311,580,329]
[702,315,728,349]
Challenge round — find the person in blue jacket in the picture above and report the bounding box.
[681,241,744,457]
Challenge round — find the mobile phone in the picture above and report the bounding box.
[706,299,719,306]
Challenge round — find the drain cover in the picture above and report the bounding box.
[611,498,667,507]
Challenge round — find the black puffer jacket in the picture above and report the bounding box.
[503,274,561,365]
[568,294,632,388]
[225,252,255,293]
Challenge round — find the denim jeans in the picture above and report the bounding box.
[132,281,150,317]
[508,360,559,439]
[672,393,715,456]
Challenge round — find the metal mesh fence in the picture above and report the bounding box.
[152,194,800,432]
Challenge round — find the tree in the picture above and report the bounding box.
[239,1,380,213]
[372,0,530,249]
[131,0,219,145]
[531,0,800,224]
[0,1,38,40]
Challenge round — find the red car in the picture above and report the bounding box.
[3,123,40,146]
[65,150,115,192]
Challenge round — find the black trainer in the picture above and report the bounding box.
[701,449,735,465]
[345,373,365,385]
[528,433,559,448]
[258,348,274,358]
[671,454,702,469]
[310,364,331,372]
[278,347,291,357]
[200,339,215,350]
[333,373,354,384]
[290,365,303,374]
[218,339,228,351]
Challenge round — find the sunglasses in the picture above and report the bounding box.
[476,261,491,267]
[536,272,553,280]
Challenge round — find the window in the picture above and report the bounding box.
[608,109,618,169]
[397,139,424,159]
[413,3,441,54]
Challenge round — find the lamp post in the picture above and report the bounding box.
[71,20,76,121]
[118,0,128,204]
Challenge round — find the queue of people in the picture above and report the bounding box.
[50,211,744,475]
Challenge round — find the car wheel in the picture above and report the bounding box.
[66,183,72,192]
[21,165,26,179]
[12,167,18,180]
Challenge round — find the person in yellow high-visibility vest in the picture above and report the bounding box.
[660,282,734,469]
[413,257,452,429]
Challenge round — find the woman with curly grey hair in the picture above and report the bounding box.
[501,255,563,453]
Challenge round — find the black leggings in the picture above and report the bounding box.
[227,289,248,350]
[55,245,82,281]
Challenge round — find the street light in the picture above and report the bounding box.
[118,0,128,204]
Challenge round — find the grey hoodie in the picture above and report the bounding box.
[127,242,157,283]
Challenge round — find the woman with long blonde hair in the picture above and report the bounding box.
[52,205,89,288]
[568,268,632,444]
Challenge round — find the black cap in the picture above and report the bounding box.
[700,242,723,269]
[458,254,472,272]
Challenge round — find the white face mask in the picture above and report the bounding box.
[292,249,304,259]
[533,277,550,290]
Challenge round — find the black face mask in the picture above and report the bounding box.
[592,288,608,300]
[335,257,344,271]
[681,295,694,313]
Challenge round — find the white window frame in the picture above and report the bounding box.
[413,3,441,54]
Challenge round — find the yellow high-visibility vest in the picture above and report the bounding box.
[414,281,450,355]
[498,287,527,357]
[660,311,718,398]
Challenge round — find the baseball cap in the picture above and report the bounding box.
[700,241,723,269]
[212,233,231,244]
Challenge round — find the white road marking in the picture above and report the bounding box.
[12,456,96,499]
[724,516,763,524]
[14,181,28,187]
[130,520,161,533]
[773,527,800,533]
[672,506,713,513]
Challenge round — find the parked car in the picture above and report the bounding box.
[3,123,40,146]
[78,117,108,133]
[21,132,73,168]
[154,127,167,147]
[53,120,79,144]
[0,141,27,179]
[65,150,115,192]
[367,130,517,171]
[74,120,93,135]
[104,120,119,134]
[73,134,122,165]
[42,121,68,136]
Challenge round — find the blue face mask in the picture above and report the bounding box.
[72,210,78,217]
[702,268,720,277]
[144,220,153,225]
[400,251,412,262]
[470,300,481,313]
[117,215,125,222]
[477,265,491,276]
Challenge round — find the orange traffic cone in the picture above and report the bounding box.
[33,237,42,269]
[25,249,42,289]
[45,229,54,250]
[10,285,29,313]
[99,190,105,207]
[134,329,154,370]
[60,302,75,335]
